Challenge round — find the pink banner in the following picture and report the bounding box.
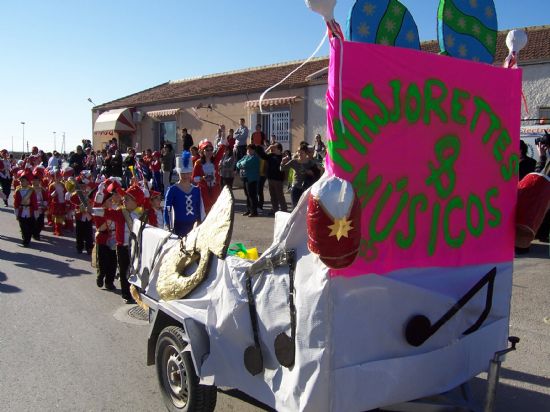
[326,39,521,276]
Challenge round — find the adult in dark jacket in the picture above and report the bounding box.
[181,129,194,151]
[109,150,124,178]
[257,143,288,214]
[519,140,536,180]
[69,146,85,175]
[161,144,176,195]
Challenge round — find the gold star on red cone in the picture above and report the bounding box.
[328,217,353,241]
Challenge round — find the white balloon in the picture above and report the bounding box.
[305,0,337,21]
[506,29,528,53]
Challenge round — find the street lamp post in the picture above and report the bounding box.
[20,122,25,154]
[53,131,57,151]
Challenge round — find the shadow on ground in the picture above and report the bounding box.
[0,233,91,278]
[0,271,22,294]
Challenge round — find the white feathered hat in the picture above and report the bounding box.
[174,151,194,174]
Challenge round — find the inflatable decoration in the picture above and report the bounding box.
[504,29,528,68]
[156,187,233,300]
[515,173,550,248]
[347,0,420,49]
[307,175,361,268]
[127,1,523,411]
[438,0,498,63]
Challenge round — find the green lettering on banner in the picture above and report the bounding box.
[426,134,461,199]
[428,202,441,256]
[361,84,389,127]
[424,79,448,125]
[395,193,428,249]
[352,164,382,208]
[327,118,366,173]
[343,98,379,142]
[501,154,519,181]
[486,187,502,227]
[369,178,409,242]
[389,79,402,123]
[405,83,422,124]
[466,193,484,237]
[470,96,501,143]
[451,88,470,125]
[443,196,466,248]
[493,129,511,162]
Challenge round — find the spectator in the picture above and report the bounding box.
[123,148,136,187]
[260,142,288,215]
[313,133,327,161]
[109,149,123,178]
[234,118,249,162]
[214,127,224,147]
[47,151,61,170]
[227,128,236,151]
[236,144,260,217]
[519,140,536,180]
[281,146,317,209]
[255,145,268,209]
[96,150,105,177]
[160,143,175,196]
[181,128,194,151]
[220,148,236,190]
[534,138,550,242]
[251,124,266,147]
[69,145,85,175]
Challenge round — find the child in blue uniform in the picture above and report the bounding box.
[164,151,205,237]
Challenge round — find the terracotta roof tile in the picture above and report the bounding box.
[98,25,550,110]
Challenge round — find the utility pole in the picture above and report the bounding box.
[53,131,57,151]
[20,121,25,153]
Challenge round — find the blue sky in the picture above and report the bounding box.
[0,0,547,152]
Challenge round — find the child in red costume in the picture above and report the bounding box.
[31,167,48,241]
[192,138,226,214]
[147,190,164,228]
[92,183,147,304]
[63,167,75,232]
[14,172,38,247]
[49,169,66,236]
[92,182,117,290]
[71,176,96,254]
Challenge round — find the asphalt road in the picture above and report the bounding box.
[0,188,548,411]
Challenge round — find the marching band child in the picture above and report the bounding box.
[147,190,164,228]
[63,167,76,232]
[31,167,48,241]
[150,151,162,192]
[93,183,147,304]
[92,182,117,290]
[13,171,38,247]
[165,151,205,237]
[49,168,66,236]
[71,175,95,254]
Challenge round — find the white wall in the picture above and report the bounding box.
[521,62,550,118]
[306,84,328,145]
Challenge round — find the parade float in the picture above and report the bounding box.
[128,1,524,411]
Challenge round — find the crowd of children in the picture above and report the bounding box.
[4,132,326,304]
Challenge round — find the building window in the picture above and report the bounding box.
[251,110,291,150]
[159,121,177,148]
[539,107,550,124]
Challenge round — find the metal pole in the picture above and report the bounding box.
[20,122,25,153]
[53,131,56,151]
[483,337,519,412]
